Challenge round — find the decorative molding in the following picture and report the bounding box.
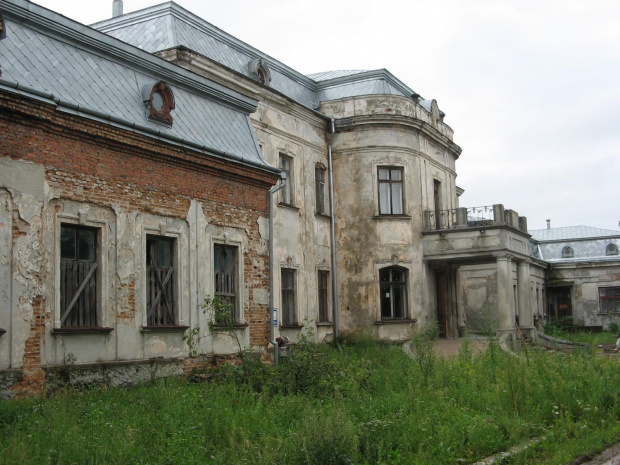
[142,81,175,126]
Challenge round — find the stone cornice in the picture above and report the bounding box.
[0,0,258,114]
[334,114,462,159]
[333,145,457,178]
[161,49,330,129]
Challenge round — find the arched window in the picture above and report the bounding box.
[380,267,407,320]
[606,243,619,256]
[561,246,574,258]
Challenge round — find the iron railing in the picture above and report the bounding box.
[425,205,495,231]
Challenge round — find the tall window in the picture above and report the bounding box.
[378,167,403,215]
[380,267,407,320]
[281,268,296,325]
[60,224,98,327]
[214,244,238,323]
[433,179,442,229]
[279,154,294,206]
[315,165,326,214]
[318,270,330,323]
[599,287,620,314]
[146,236,176,326]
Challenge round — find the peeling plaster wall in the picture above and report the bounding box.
[321,96,459,339]
[548,263,620,329]
[0,87,277,396]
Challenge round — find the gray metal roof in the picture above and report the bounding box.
[308,70,368,82]
[0,0,274,172]
[91,3,420,109]
[529,226,620,242]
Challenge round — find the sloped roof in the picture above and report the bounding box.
[308,70,368,82]
[0,0,274,172]
[529,226,620,242]
[92,3,419,109]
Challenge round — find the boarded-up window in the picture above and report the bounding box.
[214,244,238,323]
[60,225,98,327]
[315,165,326,214]
[279,154,294,206]
[599,287,620,314]
[281,268,296,325]
[378,167,403,215]
[318,270,330,323]
[380,267,407,319]
[146,236,175,326]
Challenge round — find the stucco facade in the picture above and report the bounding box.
[1,0,617,398]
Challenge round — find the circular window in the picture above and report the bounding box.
[151,92,164,111]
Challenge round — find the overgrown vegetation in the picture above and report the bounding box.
[2,334,620,464]
[544,317,619,345]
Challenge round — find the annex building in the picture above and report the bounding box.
[0,0,618,397]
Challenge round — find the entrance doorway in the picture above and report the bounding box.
[436,271,449,337]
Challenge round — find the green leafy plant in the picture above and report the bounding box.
[183,295,241,356]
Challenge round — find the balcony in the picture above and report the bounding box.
[424,204,528,233]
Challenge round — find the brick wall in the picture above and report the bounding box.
[0,89,279,391]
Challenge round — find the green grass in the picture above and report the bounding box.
[1,336,620,464]
[545,326,618,346]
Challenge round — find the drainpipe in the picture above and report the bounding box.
[269,173,286,365]
[328,119,340,340]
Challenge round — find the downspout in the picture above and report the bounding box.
[328,119,340,340]
[269,173,286,365]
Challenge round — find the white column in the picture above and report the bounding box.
[517,260,534,335]
[496,255,515,333]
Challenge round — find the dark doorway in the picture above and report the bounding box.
[548,286,572,320]
[436,271,449,337]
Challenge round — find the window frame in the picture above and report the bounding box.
[377,166,404,216]
[279,154,294,207]
[317,269,330,323]
[315,164,326,215]
[379,266,408,320]
[145,235,177,326]
[213,243,241,324]
[561,246,574,258]
[59,223,100,328]
[281,268,297,326]
[606,243,619,256]
[599,287,620,314]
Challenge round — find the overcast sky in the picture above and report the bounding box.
[29,0,620,231]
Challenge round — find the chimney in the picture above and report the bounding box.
[113,0,123,18]
[546,219,551,230]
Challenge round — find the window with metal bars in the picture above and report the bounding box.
[380,267,407,320]
[60,224,98,327]
[214,244,238,323]
[378,167,404,215]
[318,270,330,323]
[281,268,296,325]
[599,287,620,314]
[146,236,176,326]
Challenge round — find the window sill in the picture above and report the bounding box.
[315,212,331,220]
[212,322,249,329]
[52,327,114,334]
[140,325,190,332]
[374,319,417,325]
[278,203,299,211]
[373,214,411,220]
[316,322,333,326]
[280,324,303,329]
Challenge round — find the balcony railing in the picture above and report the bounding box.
[424,204,528,232]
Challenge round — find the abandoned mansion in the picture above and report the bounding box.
[0,0,618,397]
